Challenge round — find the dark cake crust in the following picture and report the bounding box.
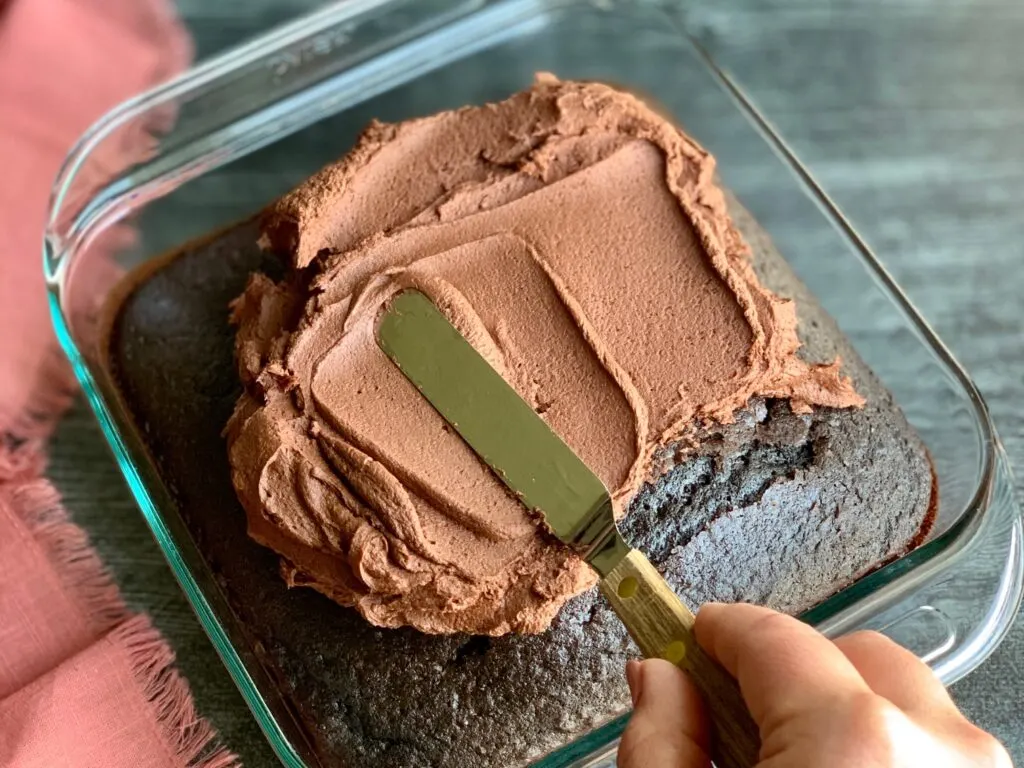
[103,203,933,768]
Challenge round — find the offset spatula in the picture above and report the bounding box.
[378,290,761,768]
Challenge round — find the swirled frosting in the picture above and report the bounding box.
[225,75,864,635]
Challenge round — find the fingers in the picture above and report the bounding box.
[691,604,1009,768]
[694,602,870,731]
[834,630,958,718]
[618,659,710,768]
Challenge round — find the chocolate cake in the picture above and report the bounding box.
[102,78,934,767]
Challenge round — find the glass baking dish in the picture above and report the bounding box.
[44,1,1022,766]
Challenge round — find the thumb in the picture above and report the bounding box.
[618,659,711,768]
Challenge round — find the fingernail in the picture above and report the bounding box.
[626,660,642,707]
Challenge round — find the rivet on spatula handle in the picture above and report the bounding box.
[600,549,761,768]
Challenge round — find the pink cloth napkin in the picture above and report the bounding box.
[0,0,189,439]
[0,0,240,766]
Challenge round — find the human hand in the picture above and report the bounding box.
[618,602,1011,767]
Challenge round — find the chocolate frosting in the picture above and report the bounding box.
[226,75,864,635]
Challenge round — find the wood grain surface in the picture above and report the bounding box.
[47,1,1023,765]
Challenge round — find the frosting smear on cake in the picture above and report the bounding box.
[226,75,864,635]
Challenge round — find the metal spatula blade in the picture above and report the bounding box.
[377,289,760,768]
[376,289,628,575]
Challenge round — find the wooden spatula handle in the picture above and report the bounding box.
[600,549,761,768]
